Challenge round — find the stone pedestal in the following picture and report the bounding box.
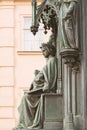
[41,93,63,130]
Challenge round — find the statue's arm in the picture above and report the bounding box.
[63,1,77,20]
[66,1,77,15]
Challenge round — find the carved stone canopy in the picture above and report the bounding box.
[31,1,58,35]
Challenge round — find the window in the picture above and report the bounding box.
[23,17,51,51]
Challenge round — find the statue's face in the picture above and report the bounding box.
[42,47,50,58]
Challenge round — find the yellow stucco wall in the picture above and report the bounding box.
[0,0,46,130]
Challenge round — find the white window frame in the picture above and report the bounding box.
[20,15,51,52]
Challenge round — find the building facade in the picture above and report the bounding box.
[0,0,46,129]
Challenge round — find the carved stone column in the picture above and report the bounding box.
[60,48,80,130]
[72,67,79,116]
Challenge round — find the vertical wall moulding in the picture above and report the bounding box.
[81,0,87,130]
[0,0,15,129]
[60,48,80,130]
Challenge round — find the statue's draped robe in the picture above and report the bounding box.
[17,56,57,129]
[58,0,79,50]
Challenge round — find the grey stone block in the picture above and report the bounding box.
[41,93,63,130]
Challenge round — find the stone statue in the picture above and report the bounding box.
[14,43,57,130]
[57,0,79,50]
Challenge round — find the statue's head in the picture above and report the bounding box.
[40,43,56,57]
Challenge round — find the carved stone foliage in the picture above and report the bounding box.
[60,48,80,71]
[40,4,57,34]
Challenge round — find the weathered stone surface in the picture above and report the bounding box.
[42,94,63,130]
[42,94,63,122]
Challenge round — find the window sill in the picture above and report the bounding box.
[17,51,42,55]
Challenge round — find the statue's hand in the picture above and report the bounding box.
[43,86,49,92]
[43,87,48,92]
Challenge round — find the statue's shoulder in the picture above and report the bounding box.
[48,57,57,63]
